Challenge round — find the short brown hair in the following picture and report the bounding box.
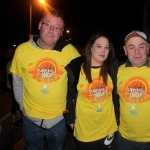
[42,9,64,20]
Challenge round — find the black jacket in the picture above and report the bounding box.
[65,55,119,125]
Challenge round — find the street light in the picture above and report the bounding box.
[66,30,70,33]
[29,0,45,39]
[40,0,44,2]
[65,30,71,43]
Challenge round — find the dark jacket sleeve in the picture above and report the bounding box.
[108,59,125,125]
[65,66,77,124]
[65,56,85,124]
[66,81,76,124]
[108,58,119,124]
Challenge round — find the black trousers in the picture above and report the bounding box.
[76,132,116,150]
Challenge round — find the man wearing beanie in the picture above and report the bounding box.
[116,30,150,150]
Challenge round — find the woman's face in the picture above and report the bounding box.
[91,37,110,66]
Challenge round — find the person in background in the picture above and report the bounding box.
[117,30,150,150]
[0,48,11,92]
[65,32,119,150]
[6,46,23,128]
[10,9,80,150]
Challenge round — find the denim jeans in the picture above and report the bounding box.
[23,117,67,150]
[116,131,150,150]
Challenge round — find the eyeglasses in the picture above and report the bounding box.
[41,21,63,32]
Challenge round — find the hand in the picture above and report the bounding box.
[69,123,74,130]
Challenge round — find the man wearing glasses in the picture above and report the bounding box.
[10,9,80,150]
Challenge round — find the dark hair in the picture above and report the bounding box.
[41,9,65,28]
[83,32,115,85]
[42,9,64,20]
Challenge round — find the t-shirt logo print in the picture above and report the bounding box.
[28,58,64,94]
[28,58,63,83]
[104,133,114,146]
[119,76,150,115]
[82,77,112,112]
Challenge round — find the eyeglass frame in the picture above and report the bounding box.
[41,21,63,32]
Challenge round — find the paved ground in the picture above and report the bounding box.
[0,84,24,150]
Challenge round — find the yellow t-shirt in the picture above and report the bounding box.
[10,41,80,119]
[117,64,150,142]
[74,67,117,142]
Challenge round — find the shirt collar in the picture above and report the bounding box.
[125,58,149,67]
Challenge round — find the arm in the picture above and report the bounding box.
[65,65,77,129]
[12,73,23,111]
[65,56,84,129]
[66,88,76,129]
[66,73,76,129]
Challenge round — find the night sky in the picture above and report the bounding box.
[0,0,145,61]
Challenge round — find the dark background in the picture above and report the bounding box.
[0,0,145,61]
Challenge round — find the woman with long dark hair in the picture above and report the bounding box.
[65,32,119,150]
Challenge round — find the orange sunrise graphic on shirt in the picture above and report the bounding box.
[82,77,112,103]
[119,76,150,103]
[28,58,63,83]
